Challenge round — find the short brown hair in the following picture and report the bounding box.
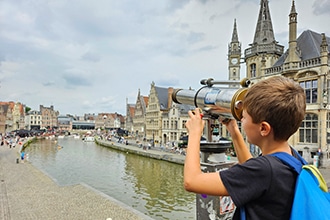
[243,76,306,141]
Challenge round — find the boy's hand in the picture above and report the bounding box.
[186,108,205,136]
[220,116,239,138]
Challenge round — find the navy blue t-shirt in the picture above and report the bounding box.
[220,155,297,220]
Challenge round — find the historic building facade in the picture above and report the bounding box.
[95,112,124,130]
[40,105,59,130]
[57,115,72,132]
[130,84,192,147]
[240,0,330,166]
[25,110,42,130]
[145,82,173,146]
[126,0,330,166]
[132,89,148,141]
[125,99,135,136]
[0,101,25,133]
[162,102,193,147]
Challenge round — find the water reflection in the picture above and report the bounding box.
[25,138,196,220]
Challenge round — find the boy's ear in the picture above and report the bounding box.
[260,121,271,136]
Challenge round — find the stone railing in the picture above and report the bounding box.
[265,57,322,75]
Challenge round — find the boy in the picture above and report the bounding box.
[184,76,306,219]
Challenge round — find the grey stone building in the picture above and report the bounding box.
[240,0,330,166]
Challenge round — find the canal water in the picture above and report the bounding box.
[25,137,196,220]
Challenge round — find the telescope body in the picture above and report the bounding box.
[172,86,247,121]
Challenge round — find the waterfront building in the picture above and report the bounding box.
[72,121,95,130]
[162,102,193,147]
[95,112,124,130]
[125,98,135,136]
[129,86,192,147]
[12,102,25,131]
[83,113,97,121]
[0,101,25,133]
[95,113,110,129]
[25,110,42,130]
[145,82,173,146]
[132,89,148,140]
[40,105,59,130]
[57,115,72,132]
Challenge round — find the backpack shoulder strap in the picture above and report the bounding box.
[270,148,307,174]
[303,165,329,192]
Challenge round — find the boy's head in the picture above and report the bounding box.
[243,76,306,141]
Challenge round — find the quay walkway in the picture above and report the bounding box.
[95,138,186,165]
[0,141,153,220]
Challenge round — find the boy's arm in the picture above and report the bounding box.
[184,109,229,196]
[222,119,252,163]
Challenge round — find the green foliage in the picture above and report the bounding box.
[25,106,31,113]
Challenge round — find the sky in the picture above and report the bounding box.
[1,0,330,116]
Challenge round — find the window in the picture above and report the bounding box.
[300,80,318,103]
[250,63,256,78]
[182,120,187,129]
[299,113,318,143]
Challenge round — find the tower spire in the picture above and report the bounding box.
[244,0,283,78]
[253,0,275,44]
[231,19,239,43]
[285,0,300,63]
[228,19,241,85]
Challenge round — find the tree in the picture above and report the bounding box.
[25,106,31,113]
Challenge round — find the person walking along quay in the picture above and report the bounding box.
[0,139,152,220]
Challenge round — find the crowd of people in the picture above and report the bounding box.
[1,132,29,163]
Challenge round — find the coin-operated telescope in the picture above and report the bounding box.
[172,78,250,220]
[172,78,250,121]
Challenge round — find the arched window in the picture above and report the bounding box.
[299,113,318,143]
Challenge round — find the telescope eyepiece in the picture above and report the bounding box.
[240,78,251,88]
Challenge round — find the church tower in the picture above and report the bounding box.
[244,0,284,79]
[228,19,241,87]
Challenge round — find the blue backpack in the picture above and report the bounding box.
[271,150,330,220]
[241,149,330,220]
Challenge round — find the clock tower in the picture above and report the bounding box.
[228,19,241,87]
